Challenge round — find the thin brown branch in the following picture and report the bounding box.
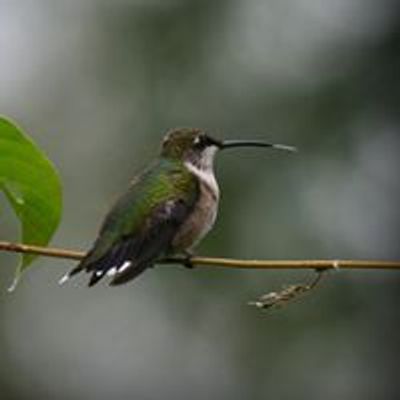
[0,240,399,270]
[0,240,83,260]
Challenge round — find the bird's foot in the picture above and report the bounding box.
[181,250,195,269]
[161,251,195,269]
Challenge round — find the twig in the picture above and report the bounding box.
[0,240,400,270]
[0,241,83,260]
[248,269,327,310]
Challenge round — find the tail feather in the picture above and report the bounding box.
[60,238,140,287]
[58,262,87,285]
[88,269,107,287]
[110,261,151,286]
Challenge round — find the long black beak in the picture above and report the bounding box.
[218,139,297,153]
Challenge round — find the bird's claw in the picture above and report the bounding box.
[182,253,195,269]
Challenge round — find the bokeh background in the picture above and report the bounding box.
[1,1,399,399]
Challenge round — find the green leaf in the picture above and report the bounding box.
[0,116,63,290]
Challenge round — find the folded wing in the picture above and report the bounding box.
[60,159,198,286]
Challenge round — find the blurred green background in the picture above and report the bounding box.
[1,1,399,399]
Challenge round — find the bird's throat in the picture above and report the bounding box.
[184,161,220,201]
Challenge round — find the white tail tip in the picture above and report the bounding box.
[106,266,118,277]
[58,273,70,286]
[118,260,132,273]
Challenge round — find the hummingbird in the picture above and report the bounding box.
[60,128,295,287]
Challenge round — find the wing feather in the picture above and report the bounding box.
[109,199,190,285]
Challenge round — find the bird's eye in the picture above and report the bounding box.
[193,136,205,149]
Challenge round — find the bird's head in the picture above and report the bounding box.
[161,127,296,171]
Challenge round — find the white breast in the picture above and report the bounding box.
[171,161,220,251]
